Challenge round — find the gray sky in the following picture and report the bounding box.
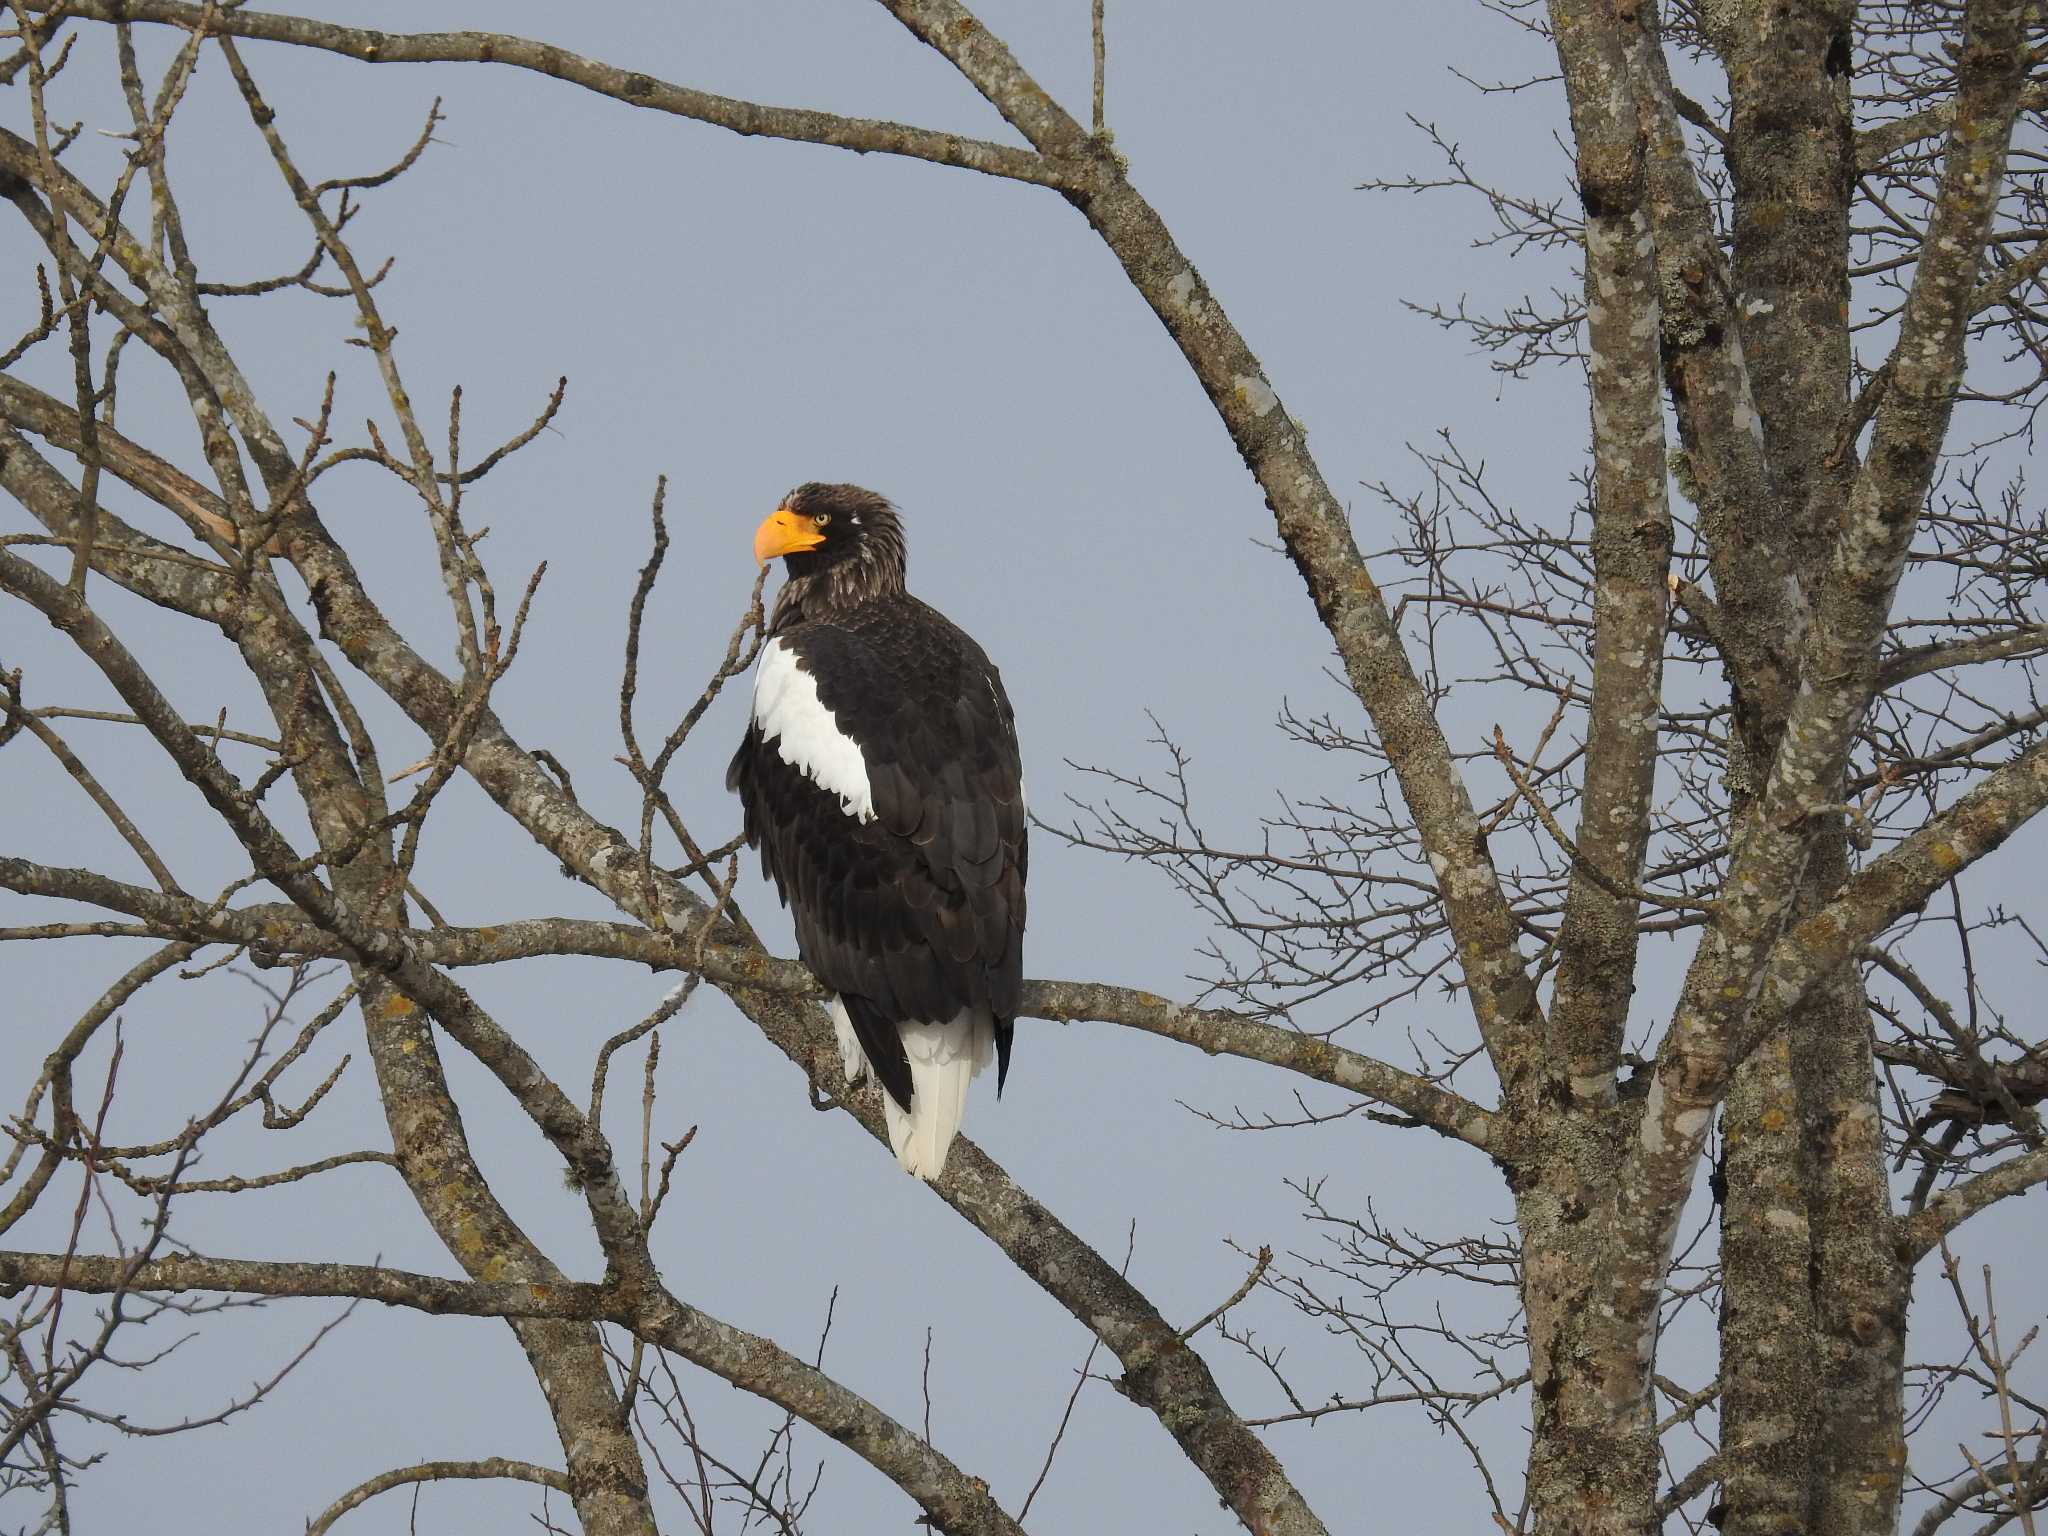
[4,2,2041,1531]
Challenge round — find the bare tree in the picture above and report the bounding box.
[2,1,2046,1533]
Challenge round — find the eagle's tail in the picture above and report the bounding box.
[825,997,992,1180]
[887,1008,994,1179]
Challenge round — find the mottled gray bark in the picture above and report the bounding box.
[1720,1028,1821,1536]
[1794,964,1909,1536]
[1528,1,2030,1530]
[1548,0,1674,1104]
[1714,14,1859,1520]
[1514,9,1682,1526]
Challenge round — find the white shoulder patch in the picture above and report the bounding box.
[752,637,875,822]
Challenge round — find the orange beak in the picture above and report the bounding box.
[753,507,826,566]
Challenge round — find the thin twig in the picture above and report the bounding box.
[1091,0,1106,137]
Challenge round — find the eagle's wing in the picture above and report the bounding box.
[727,599,1026,1109]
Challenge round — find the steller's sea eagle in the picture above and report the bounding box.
[727,484,1027,1179]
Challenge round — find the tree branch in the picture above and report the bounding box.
[0,1248,1030,1536]
[878,0,1543,1112]
[306,1459,572,1536]
[1896,1145,2048,1261]
[0,857,1498,1151]
[26,0,1067,188]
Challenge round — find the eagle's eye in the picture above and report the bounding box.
[814,512,832,528]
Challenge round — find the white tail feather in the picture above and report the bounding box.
[829,997,992,1180]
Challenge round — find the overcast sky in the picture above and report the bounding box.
[3,3,2041,1532]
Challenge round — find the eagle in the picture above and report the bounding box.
[727,484,1028,1179]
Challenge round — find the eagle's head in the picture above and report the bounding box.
[754,483,907,616]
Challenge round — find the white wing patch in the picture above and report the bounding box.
[752,637,874,822]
